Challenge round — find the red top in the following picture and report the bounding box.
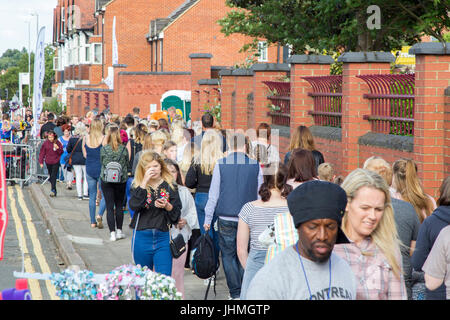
[39,139,63,165]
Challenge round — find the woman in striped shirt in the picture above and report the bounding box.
[334,169,407,300]
[237,164,290,300]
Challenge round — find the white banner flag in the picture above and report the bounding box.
[112,16,118,65]
[32,27,46,137]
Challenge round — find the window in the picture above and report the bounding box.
[53,57,59,71]
[93,43,102,64]
[85,46,91,63]
[258,41,268,62]
[61,7,65,37]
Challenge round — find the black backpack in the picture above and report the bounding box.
[192,233,219,299]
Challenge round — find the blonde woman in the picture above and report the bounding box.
[179,142,198,185]
[391,159,437,223]
[284,125,324,170]
[83,119,107,228]
[100,125,129,241]
[334,168,407,300]
[67,123,88,201]
[151,130,168,155]
[185,129,224,269]
[129,151,181,276]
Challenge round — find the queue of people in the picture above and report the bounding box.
[33,106,449,301]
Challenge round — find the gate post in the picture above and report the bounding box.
[250,63,290,129]
[338,52,394,176]
[190,53,212,125]
[410,42,450,198]
[288,55,334,132]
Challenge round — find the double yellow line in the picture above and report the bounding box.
[8,185,59,300]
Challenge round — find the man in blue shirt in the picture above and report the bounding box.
[204,132,263,299]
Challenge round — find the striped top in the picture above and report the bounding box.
[239,202,289,251]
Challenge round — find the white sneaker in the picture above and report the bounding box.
[116,229,125,240]
[110,231,116,241]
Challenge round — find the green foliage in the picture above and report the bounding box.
[219,0,450,54]
[201,99,222,123]
[43,97,63,114]
[0,45,55,106]
[0,48,26,71]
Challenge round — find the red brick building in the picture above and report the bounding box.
[52,0,279,118]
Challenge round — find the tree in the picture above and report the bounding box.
[0,44,55,106]
[219,0,450,54]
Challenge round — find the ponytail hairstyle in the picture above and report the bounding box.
[134,123,147,144]
[393,159,434,223]
[105,125,122,151]
[259,163,290,201]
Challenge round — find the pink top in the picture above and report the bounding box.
[334,237,407,300]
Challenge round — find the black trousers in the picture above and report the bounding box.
[101,180,126,232]
[46,163,60,193]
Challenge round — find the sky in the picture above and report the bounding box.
[0,0,55,56]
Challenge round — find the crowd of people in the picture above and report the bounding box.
[31,105,449,300]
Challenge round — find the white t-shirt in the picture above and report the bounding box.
[423,225,450,299]
[246,245,357,300]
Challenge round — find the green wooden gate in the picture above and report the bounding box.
[161,95,191,123]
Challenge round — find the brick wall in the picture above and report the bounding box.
[445,87,450,177]
[411,44,450,197]
[162,0,279,72]
[102,0,185,73]
[114,72,191,117]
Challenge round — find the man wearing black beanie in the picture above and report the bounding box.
[246,180,357,300]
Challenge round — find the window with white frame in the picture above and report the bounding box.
[93,43,102,64]
[258,41,268,62]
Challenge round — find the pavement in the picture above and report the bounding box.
[29,180,230,300]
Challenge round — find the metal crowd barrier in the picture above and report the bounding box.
[2,143,33,188]
[26,138,50,185]
[1,137,50,188]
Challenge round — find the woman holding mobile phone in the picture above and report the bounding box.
[129,150,181,276]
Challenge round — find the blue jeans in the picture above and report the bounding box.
[86,174,106,224]
[132,229,172,276]
[240,249,267,300]
[195,192,220,267]
[218,218,244,299]
[126,177,135,218]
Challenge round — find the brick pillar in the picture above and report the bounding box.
[445,87,450,178]
[232,69,254,131]
[338,52,394,176]
[112,64,127,115]
[219,70,235,130]
[410,43,450,198]
[190,53,212,125]
[251,63,290,128]
[288,55,334,133]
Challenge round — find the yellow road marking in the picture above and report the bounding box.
[8,187,43,300]
[15,185,59,300]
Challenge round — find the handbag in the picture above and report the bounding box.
[64,138,81,167]
[170,232,187,259]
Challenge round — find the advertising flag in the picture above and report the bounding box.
[31,27,46,137]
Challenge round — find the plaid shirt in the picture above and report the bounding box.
[334,237,407,300]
